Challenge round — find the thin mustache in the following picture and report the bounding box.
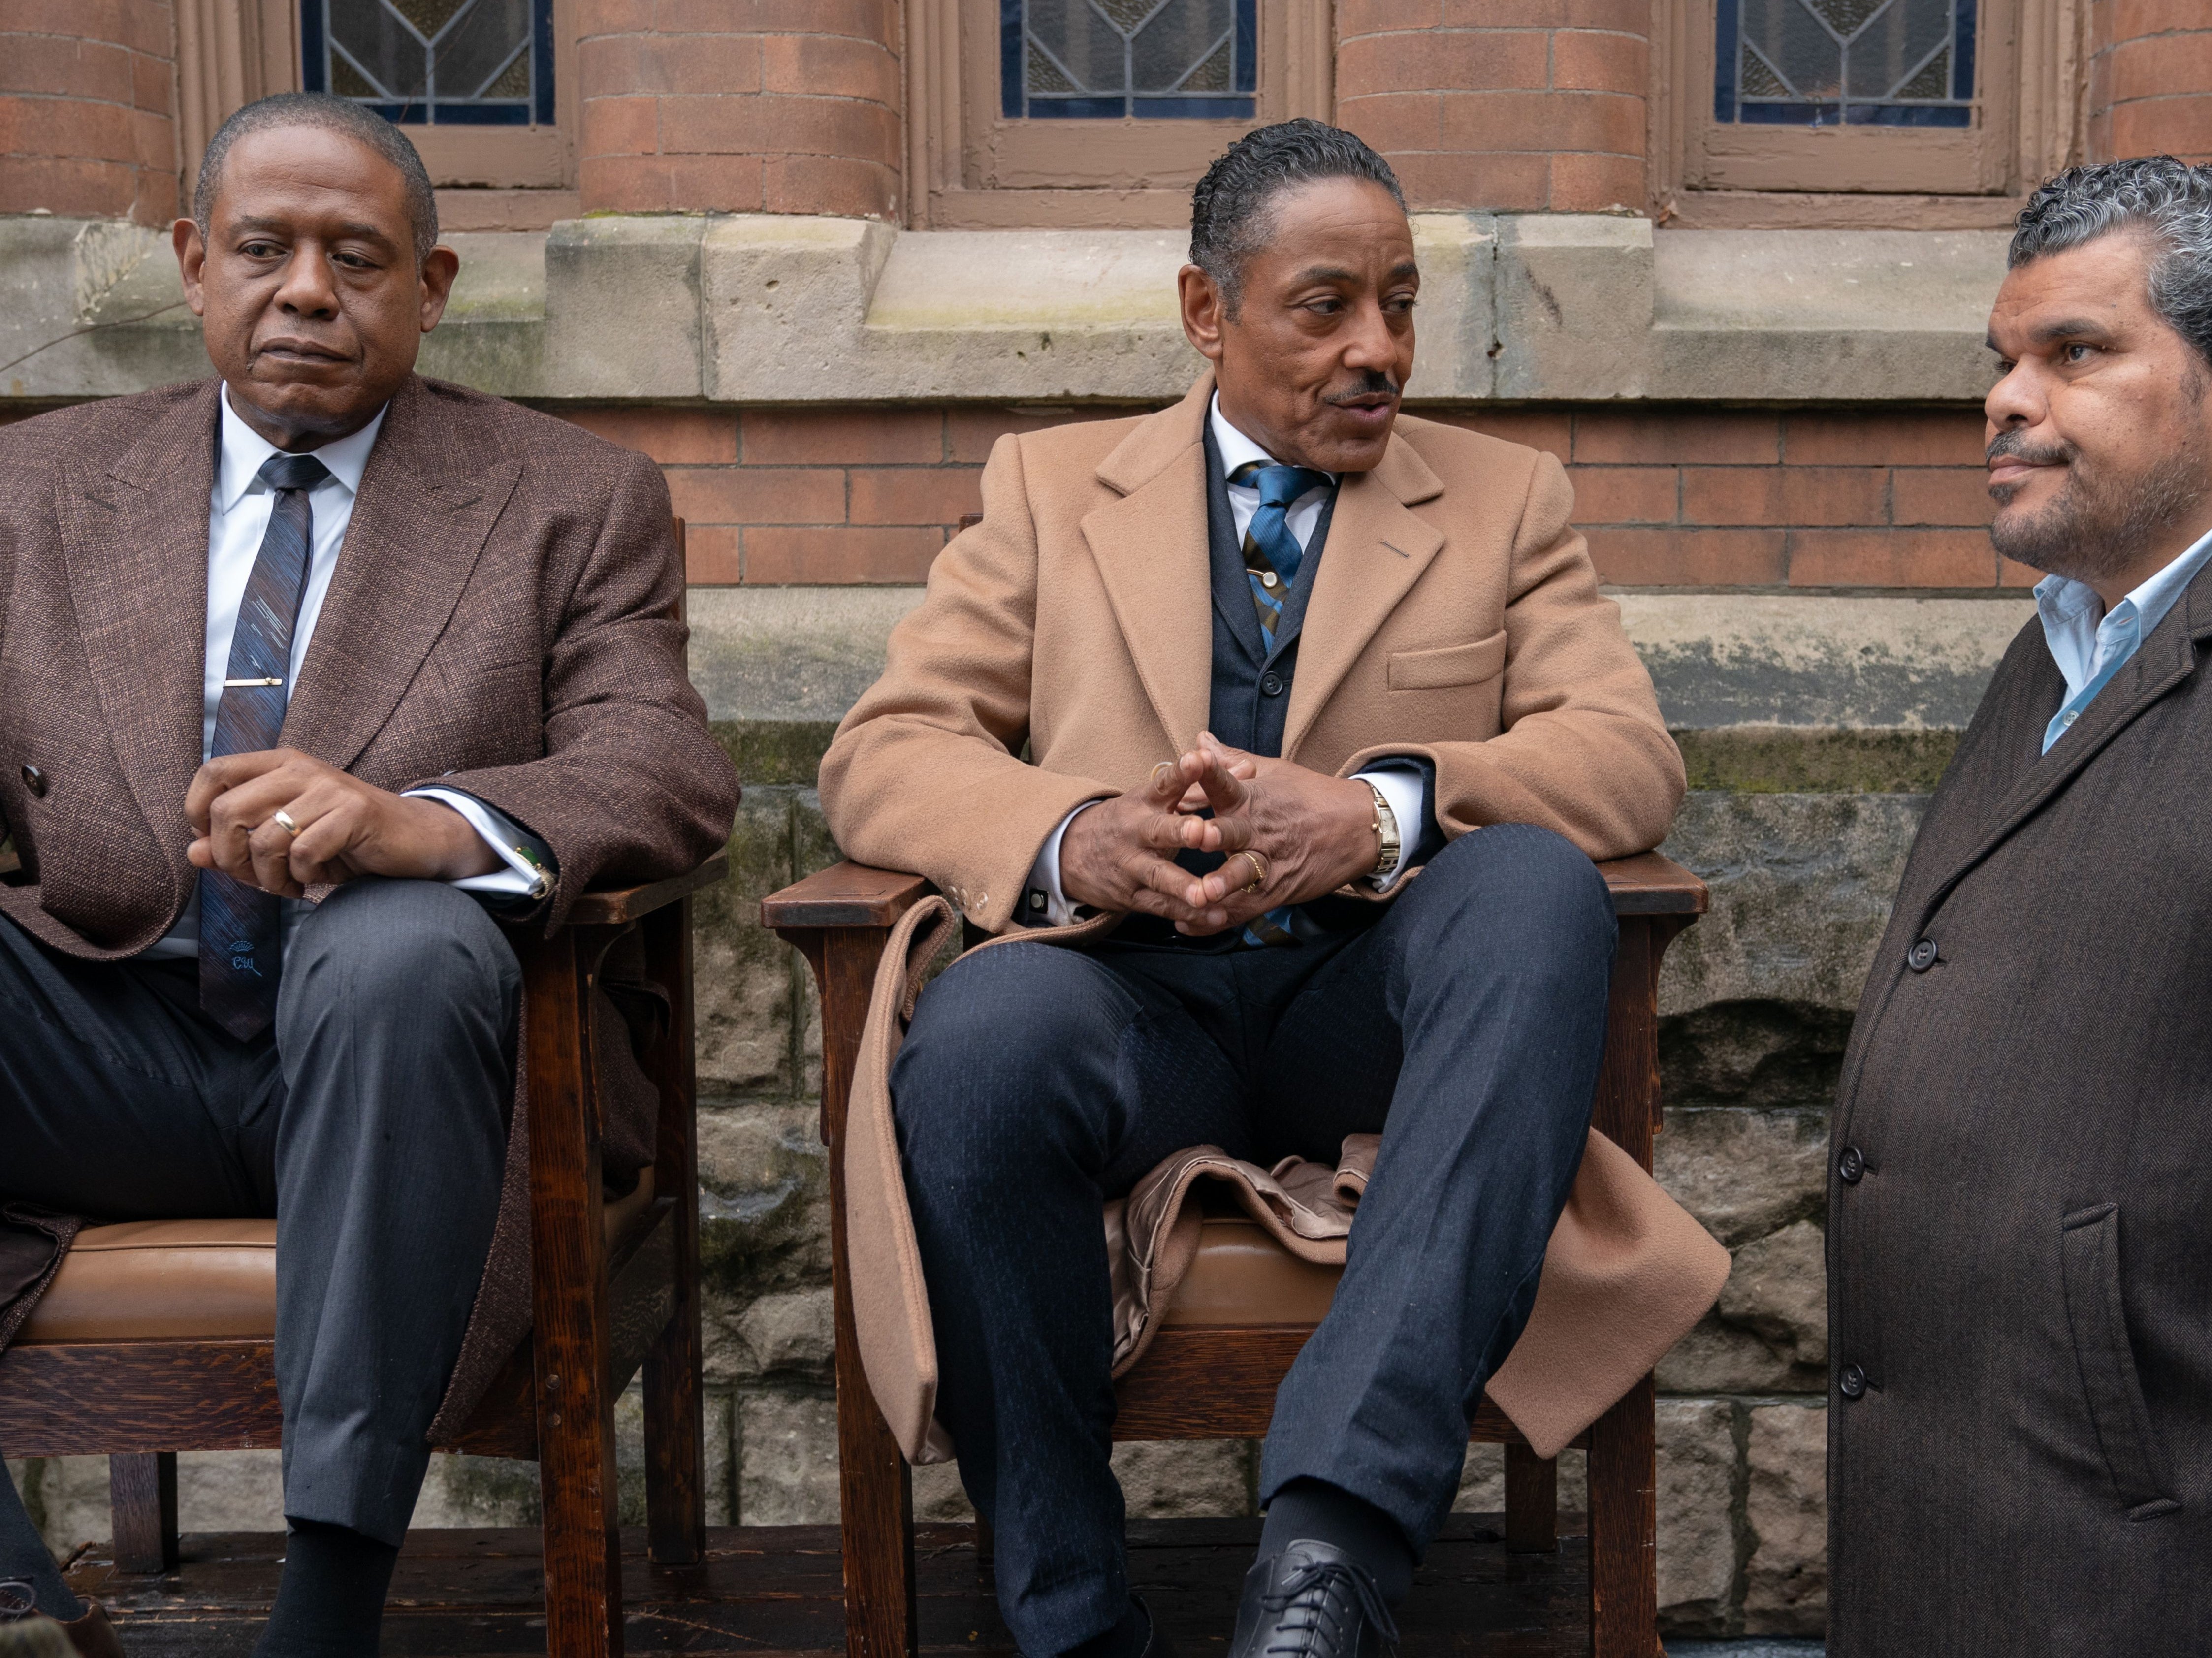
[1325,383,1402,406]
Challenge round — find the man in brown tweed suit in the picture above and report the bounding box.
[0,95,736,1658]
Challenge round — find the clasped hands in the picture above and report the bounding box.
[1059,733,1380,936]
[185,748,500,899]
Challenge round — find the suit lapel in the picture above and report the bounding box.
[282,376,520,771]
[1281,434,1445,758]
[58,383,222,856]
[1081,382,1216,751]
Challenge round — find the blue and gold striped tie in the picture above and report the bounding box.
[1229,460,1331,652]
[198,451,329,1039]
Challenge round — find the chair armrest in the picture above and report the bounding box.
[1596,852,1708,918]
[761,862,933,930]
[565,851,730,926]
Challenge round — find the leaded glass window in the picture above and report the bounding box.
[1000,0,1257,120]
[1714,0,1976,128]
[301,0,554,126]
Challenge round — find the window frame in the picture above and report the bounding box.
[1650,0,2084,229]
[904,0,1332,229]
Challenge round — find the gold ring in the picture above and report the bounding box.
[270,809,301,838]
[1236,850,1268,893]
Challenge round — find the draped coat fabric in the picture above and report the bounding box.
[820,378,1729,1465]
[0,375,739,1435]
[1827,572,2212,1656]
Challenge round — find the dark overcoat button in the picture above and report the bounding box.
[1259,671,1285,697]
[1838,1146,1865,1184]
[1839,1363,1867,1399]
[1907,938,1937,971]
[19,765,46,797]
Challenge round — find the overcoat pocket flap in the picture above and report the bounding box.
[1387,630,1507,690]
[2059,1203,2180,1518]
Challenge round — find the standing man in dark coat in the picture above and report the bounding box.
[1827,156,2212,1655]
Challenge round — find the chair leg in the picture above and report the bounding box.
[1585,1373,1659,1658]
[837,1381,917,1658]
[108,1453,178,1575]
[642,901,707,1569]
[1504,1440,1559,1554]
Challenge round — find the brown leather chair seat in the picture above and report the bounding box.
[18,1172,659,1345]
[1158,1213,1342,1328]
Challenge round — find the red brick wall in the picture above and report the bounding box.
[1335,0,1649,214]
[2090,0,2212,164]
[0,0,178,224]
[577,0,900,218]
[561,403,2019,591]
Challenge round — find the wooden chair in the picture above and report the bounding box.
[765,852,1707,1658]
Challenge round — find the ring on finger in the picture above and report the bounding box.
[1236,849,1269,893]
[269,808,302,838]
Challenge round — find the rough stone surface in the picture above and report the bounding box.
[1453,1445,1588,1514]
[694,790,803,1093]
[1745,1404,1828,1636]
[737,1392,840,1526]
[1495,215,1653,401]
[1111,1441,1255,1520]
[1656,1400,1740,1634]
[696,1101,832,1383]
[731,1289,836,1382]
[1718,1223,1828,1371]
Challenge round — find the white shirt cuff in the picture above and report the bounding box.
[1022,800,1104,927]
[405,788,552,900]
[1354,767,1427,893]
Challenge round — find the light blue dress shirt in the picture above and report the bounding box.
[2034,524,2212,753]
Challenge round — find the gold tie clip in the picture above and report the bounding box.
[224,677,284,687]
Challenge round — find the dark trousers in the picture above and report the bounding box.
[0,879,515,1552]
[891,825,1616,1657]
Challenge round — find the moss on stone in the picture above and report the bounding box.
[1672,725,1957,794]
[715,720,840,787]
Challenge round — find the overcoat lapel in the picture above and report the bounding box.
[1911,574,2211,922]
[56,383,221,859]
[1081,384,1215,751]
[1282,435,1445,758]
[282,377,520,771]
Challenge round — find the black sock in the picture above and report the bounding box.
[1064,1595,1150,1658]
[251,1519,400,1658]
[1258,1478,1416,1606]
[0,1459,82,1623]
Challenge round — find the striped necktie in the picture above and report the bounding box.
[1229,460,1332,652]
[199,451,330,1040]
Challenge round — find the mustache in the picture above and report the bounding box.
[1987,430,2074,468]
[1324,371,1402,405]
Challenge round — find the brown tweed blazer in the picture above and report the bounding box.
[0,375,738,1431]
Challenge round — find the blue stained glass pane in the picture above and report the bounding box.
[1714,0,1976,128]
[301,0,553,126]
[1002,0,1258,120]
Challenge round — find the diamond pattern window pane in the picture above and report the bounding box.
[302,0,552,126]
[1714,0,1975,128]
[1002,0,1257,120]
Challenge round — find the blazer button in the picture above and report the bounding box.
[1907,938,1937,971]
[1838,1145,1865,1184]
[1839,1363,1868,1399]
[19,765,46,798]
[1259,671,1285,697]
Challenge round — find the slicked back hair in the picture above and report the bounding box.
[1190,118,1406,317]
[2010,156,2212,368]
[194,93,440,268]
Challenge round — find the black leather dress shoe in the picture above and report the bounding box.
[1227,1540,1399,1658]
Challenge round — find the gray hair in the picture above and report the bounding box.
[2010,156,2212,367]
[1190,118,1406,317]
[195,93,439,267]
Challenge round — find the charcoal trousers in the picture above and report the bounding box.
[0,879,514,1554]
[890,824,1617,1657]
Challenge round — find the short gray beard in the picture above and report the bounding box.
[1990,443,2212,586]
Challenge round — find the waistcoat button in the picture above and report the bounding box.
[1838,1146,1865,1184]
[1259,671,1284,697]
[19,765,46,797]
[1839,1363,1867,1399]
[1907,938,1937,971]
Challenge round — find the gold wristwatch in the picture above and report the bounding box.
[1366,781,1401,881]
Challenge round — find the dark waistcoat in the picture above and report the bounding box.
[1826,567,2212,1656]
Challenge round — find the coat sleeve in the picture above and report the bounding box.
[1342,451,1685,861]
[818,432,1119,933]
[416,450,739,928]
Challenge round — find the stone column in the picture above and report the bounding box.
[577,0,901,218]
[1335,0,1650,213]
[2088,0,2212,164]
[0,0,180,224]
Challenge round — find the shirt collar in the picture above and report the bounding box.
[215,385,387,513]
[2035,521,2212,642]
[1209,393,1337,487]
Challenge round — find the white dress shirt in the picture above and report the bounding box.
[1019,396,1429,926]
[2034,524,2212,753]
[144,388,542,960]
